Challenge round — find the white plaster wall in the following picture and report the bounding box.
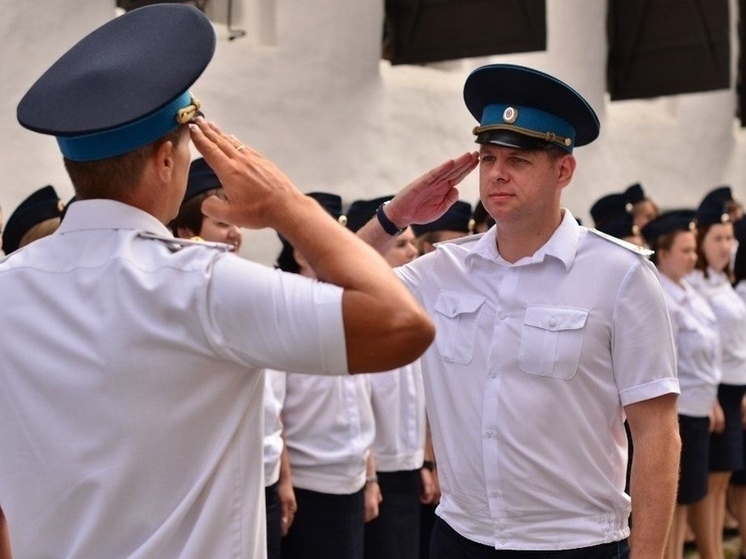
[1,0,745,265]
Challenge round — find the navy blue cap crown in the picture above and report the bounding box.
[184,158,221,204]
[464,64,600,153]
[597,214,638,241]
[590,193,630,227]
[17,5,215,161]
[641,210,696,247]
[346,195,394,233]
[699,186,734,212]
[307,192,347,226]
[275,192,346,274]
[697,190,731,228]
[624,183,646,205]
[411,201,474,237]
[3,185,64,254]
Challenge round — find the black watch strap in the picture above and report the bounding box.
[376,202,405,236]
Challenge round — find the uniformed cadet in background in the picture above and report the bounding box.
[641,210,720,559]
[272,192,380,559]
[589,192,628,229]
[624,182,659,230]
[357,64,681,559]
[347,196,432,559]
[589,192,645,247]
[698,185,744,274]
[701,185,744,225]
[685,192,746,559]
[169,157,243,252]
[1,185,64,254]
[0,5,446,558]
[730,216,746,558]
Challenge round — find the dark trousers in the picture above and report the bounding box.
[430,518,630,559]
[365,469,422,559]
[281,486,365,559]
[266,482,282,559]
[420,503,438,558]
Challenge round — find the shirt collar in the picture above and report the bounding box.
[658,273,688,304]
[466,209,579,271]
[57,199,173,237]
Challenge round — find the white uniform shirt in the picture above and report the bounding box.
[0,200,347,559]
[658,273,721,416]
[280,371,375,494]
[264,370,287,487]
[368,361,426,472]
[736,280,746,305]
[686,267,746,385]
[396,210,679,550]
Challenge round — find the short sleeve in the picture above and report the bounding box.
[202,255,347,375]
[613,259,680,406]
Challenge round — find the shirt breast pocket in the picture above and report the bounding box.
[433,291,486,364]
[518,306,588,379]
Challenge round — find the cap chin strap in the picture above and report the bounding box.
[473,124,572,149]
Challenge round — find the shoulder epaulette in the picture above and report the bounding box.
[138,231,232,253]
[588,228,653,257]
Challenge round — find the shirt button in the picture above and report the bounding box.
[490,370,498,378]
[548,317,557,327]
[485,430,494,438]
[498,312,506,320]
[490,490,499,497]
[497,523,505,530]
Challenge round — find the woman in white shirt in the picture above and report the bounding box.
[726,218,746,559]
[642,211,721,559]
[686,196,746,559]
[347,197,435,559]
[275,193,380,559]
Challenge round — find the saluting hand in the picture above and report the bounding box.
[383,152,479,230]
[189,117,307,231]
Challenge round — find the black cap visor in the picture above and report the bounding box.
[476,129,555,151]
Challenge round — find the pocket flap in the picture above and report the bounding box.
[523,306,588,331]
[434,292,486,318]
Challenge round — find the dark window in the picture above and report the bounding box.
[607,0,730,100]
[116,0,208,11]
[384,0,546,65]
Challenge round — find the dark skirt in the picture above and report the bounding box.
[677,415,710,504]
[365,469,422,559]
[709,383,746,472]
[281,487,365,559]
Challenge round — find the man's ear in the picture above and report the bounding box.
[153,138,177,182]
[556,154,576,190]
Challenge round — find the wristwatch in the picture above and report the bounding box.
[376,201,405,236]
